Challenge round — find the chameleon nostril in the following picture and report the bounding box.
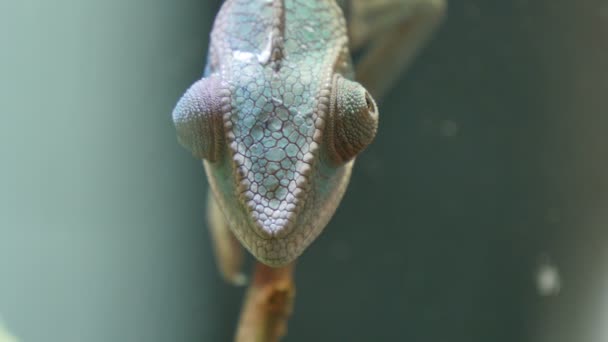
[365,93,374,111]
[364,92,378,119]
[249,206,297,240]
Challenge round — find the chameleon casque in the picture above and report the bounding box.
[173,0,444,276]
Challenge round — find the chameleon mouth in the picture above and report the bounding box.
[236,158,311,240]
[248,200,299,239]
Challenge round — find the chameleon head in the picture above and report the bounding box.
[173,73,378,266]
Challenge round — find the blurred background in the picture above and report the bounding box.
[1,0,608,341]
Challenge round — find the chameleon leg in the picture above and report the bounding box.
[345,0,446,100]
[207,190,247,286]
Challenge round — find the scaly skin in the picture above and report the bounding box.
[173,0,379,266]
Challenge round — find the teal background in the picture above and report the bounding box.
[1,0,608,341]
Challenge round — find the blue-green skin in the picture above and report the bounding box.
[183,0,374,266]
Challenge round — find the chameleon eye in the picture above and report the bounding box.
[326,74,379,164]
[172,76,225,162]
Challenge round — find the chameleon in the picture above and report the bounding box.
[173,0,445,283]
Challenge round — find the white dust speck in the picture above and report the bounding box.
[329,241,351,262]
[233,51,256,62]
[439,119,460,137]
[536,255,561,296]
[257,32,274,64]
[0,319,18,342]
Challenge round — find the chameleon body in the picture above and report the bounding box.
[173,0,381,266]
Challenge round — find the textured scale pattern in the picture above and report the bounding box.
[201,0,358,266]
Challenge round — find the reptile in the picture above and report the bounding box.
[172,0,445,283]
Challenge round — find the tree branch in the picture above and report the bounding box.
[235,262,296,342]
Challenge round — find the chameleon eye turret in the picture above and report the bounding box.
[326,74,379,164]
[172,76,225,162]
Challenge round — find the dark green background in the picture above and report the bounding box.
[1,0,607,341]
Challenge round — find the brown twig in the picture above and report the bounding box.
[235,262,296,342]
